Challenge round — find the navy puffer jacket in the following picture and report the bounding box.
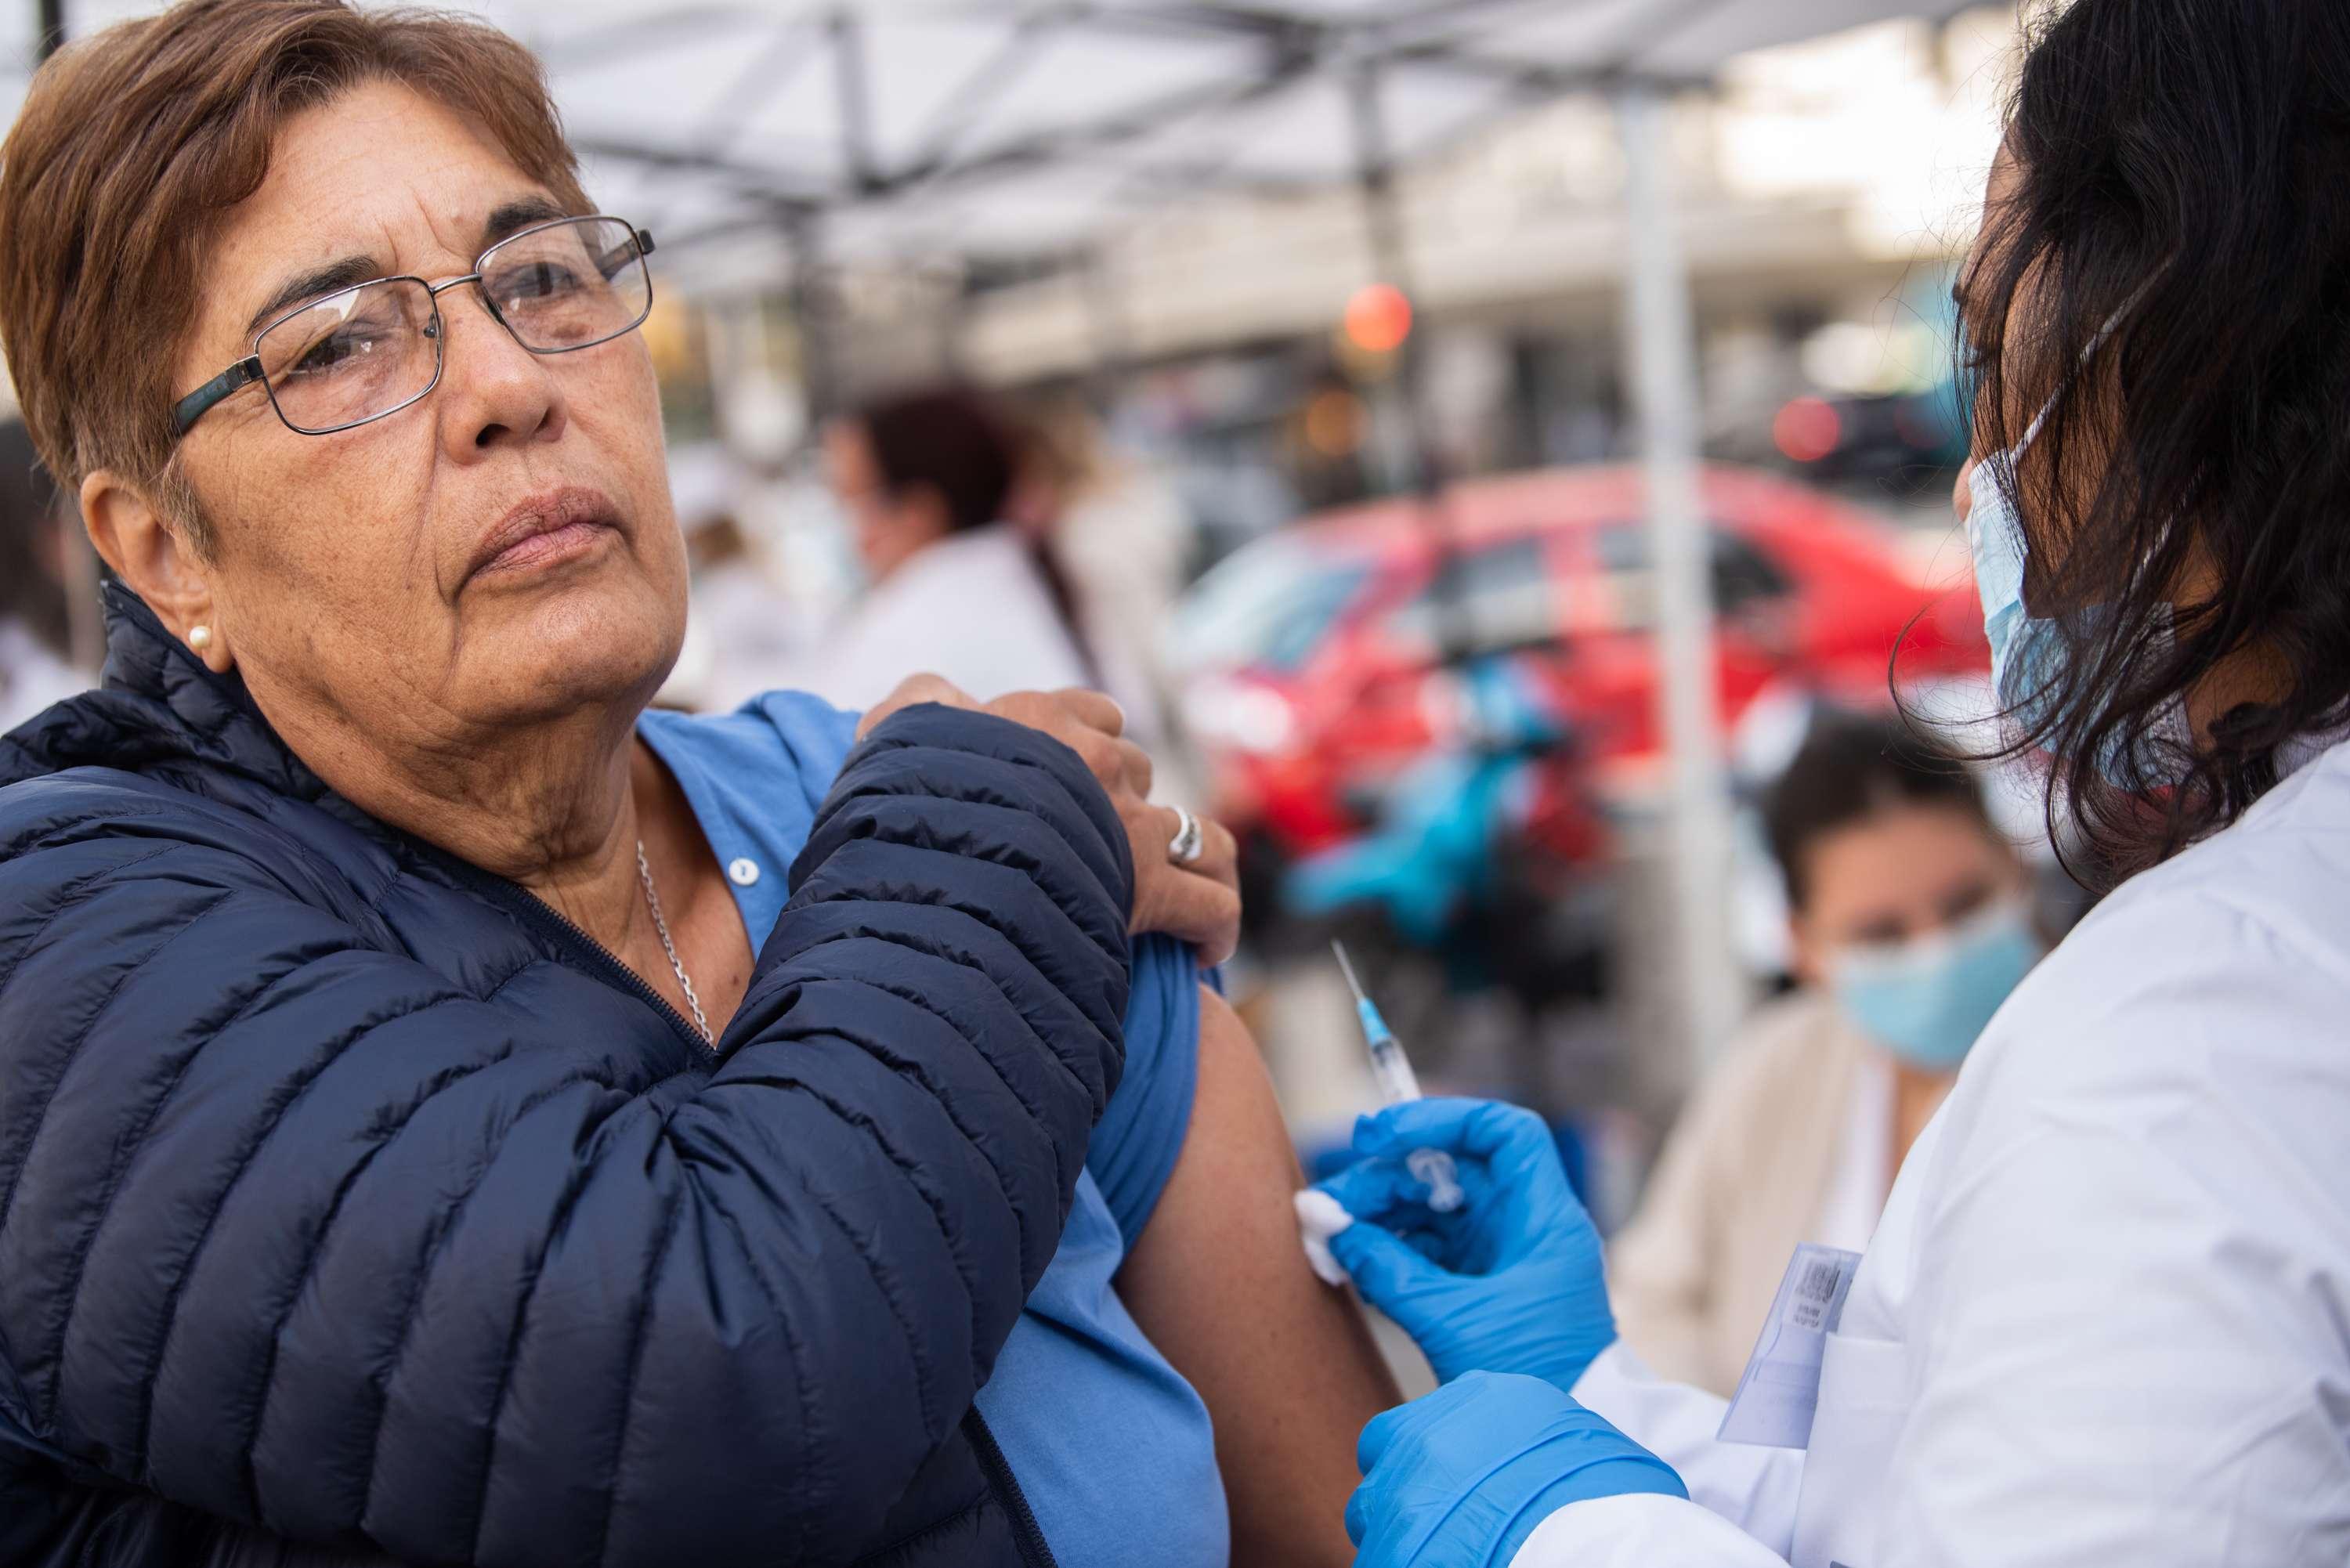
[0,591,1133,1567]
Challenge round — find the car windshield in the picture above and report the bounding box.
[1169,534,1371,674]
[1595,523,1792,618]
[1385,538,1556,652]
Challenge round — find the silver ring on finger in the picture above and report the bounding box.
[1166,804,1206,864]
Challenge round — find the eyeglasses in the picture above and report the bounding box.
[172,215,656,439]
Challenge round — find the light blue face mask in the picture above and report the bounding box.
[1963,305,2187,783]
[1827,898,2040,1071]
[1964,449,2042,714]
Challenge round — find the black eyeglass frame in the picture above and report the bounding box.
[172,215,656,439]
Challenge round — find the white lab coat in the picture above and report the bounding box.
[803,523,1090,712]
[1513,737,2350,1567]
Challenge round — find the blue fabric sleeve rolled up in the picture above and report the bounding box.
[1086,934,1201,1250]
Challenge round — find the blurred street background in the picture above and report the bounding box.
[3,0,2044,1227]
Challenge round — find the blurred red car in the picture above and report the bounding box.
[1168,463,1989,858]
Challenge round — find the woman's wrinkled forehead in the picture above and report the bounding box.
[193,81,558,363]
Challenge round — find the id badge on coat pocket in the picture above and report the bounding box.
[1717,1242,1862,1447]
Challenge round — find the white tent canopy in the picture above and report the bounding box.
[8,0,1975,284]
[540,0,1981,287]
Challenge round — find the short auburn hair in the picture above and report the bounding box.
[0,0,589,544]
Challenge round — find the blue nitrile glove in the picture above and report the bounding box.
[1314,1097,1614,1392]
[1347,1371,1687,1568]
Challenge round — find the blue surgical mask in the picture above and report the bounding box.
[1827,898,2040,1071]
[1965,449,2038,710]
[1966,438,2095,732]
[1963,302,2186,783]
[1966,451,2189,784]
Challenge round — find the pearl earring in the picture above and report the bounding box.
[188,625,213,652]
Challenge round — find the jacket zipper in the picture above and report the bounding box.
[418,842,718,1059]
[961,1406,1060,1568]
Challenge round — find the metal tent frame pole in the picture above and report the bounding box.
[1347,52,1434,498]
[1614,82,1741,1078]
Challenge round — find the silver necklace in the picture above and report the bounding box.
[635,839,713,1044]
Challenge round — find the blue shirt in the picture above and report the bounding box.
[639,694,1229,1568]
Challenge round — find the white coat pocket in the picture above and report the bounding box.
[1790,1332,1908,1568]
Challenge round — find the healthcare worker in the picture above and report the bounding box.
[1311,2,2350,1562]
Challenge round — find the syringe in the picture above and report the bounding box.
[1331,940,1464,1212]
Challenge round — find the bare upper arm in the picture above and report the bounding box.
[1115,984,1401,1568]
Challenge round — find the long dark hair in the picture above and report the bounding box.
[1952,0,2350,876]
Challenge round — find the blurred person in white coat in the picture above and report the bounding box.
[1301,3,2350,1563]
[807,388,1090,710]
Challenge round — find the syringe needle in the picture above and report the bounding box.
[1330,939,1461,1211]
[1331,938,1368,1003]
[1332,939,1415,1100]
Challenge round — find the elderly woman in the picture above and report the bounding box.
[0,3,1395,1565]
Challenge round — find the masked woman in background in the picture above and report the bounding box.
[0,4,1392,1563]
[1606,715,2038,1396]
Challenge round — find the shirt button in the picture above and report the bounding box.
[728,858,761,887]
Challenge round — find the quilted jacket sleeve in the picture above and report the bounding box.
[0,704,1132,1568]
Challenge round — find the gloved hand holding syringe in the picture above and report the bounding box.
[1297,941,1462,1284]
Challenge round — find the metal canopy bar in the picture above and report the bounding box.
[895,6,1063,175]
[579,43,1312,211]
[830,7,882,191]
[684,13,827,163]
[562,0,1739,237]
